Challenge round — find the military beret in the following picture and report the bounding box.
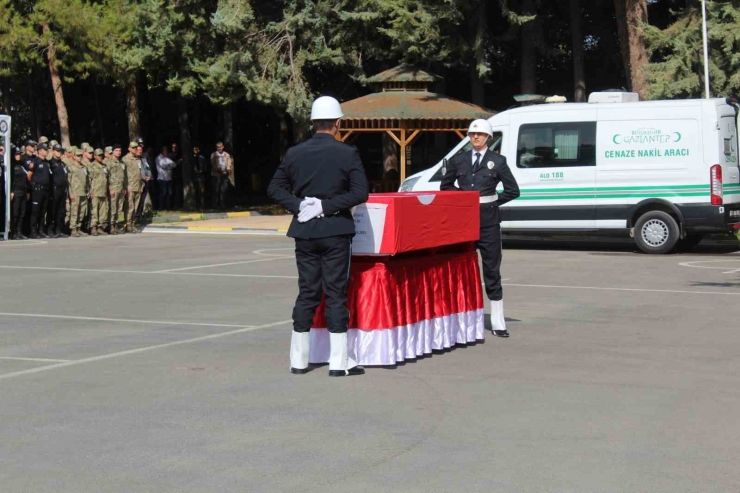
[83,145,94,153]
[94,148,104,156]
[53,144,64,152]
[104,146,112,154]
[74,148,83,156]
[112,143,123,151]
[37,143,49,151]
[38,136,49,144]
[129,141,139,149]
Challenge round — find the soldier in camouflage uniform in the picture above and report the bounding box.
[68,148,90,237]
[89,149,109,236]
[63,146,77,231]
[105,144,126,234]
[123,141,142,233]
[80,145,94,233]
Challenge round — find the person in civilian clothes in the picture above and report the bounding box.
[440,119,520,337]
[267,96,369,377]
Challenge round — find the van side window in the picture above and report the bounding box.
[430,132,503,182]
[516,122,596,168]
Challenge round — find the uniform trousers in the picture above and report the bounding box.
[110,191,124,226]
[91,196,109,228]
[11,191,27,235]
[48,185,67,233]
[292,235,352,334]
[70,195,88,229]
[29,184,50,233]
[127,191,141,225]
[476,223,503,301]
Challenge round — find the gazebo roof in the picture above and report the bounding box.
[341,91,493,121]
[365,64,439,84]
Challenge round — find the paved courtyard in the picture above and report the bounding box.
[0,233,739,492]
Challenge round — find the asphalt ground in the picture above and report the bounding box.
[1,233,739,493]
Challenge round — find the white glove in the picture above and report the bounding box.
[298,199,323,223]
[299,198,315,212]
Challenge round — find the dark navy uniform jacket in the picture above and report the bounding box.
[50,158,67,187]
[440,149,520,227]
[31,157,51,186]
[13,159,30,192]
[268,133,369,239]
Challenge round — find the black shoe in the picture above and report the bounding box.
[39,231,49,238]
[57,230,69,238]
[29,231,38,239]
[493,330,510,338]
[16,233,27,240]
[329,366,365,377]
[291,367,310,375]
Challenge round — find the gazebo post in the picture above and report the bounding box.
[400,128,407,183]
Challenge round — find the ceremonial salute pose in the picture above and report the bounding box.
[268,96,369,377]
[441,119,520,337]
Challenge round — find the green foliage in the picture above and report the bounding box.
[644,0,740,99]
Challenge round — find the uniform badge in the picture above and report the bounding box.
[487,161,494,170]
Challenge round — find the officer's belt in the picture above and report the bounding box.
[479,194,498,204]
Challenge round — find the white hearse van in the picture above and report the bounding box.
[399,93,740,253]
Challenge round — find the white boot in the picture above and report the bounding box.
[290,331,310,374]
[328,332,365,377]
[491,300,510,337]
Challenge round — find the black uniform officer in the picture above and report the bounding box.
[11,146,30,239]
[441,119,520,337]
[29,142,52,238]
[48,144,69,238]
[268,96,369,377]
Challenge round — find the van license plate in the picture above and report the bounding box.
[731,210,740,218]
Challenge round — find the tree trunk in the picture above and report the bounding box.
[570,0,587,102]
[470,0,487,106]
[125,79,141,142]
[614,0,649,98]
[42,24,70,147]
[520,0,537,94]
[177,94,194,209]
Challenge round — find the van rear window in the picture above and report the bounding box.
[517,122,596,168]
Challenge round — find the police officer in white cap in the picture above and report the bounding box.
[441,119,520,337]
[268,96,369,376]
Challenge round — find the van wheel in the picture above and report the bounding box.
[676,234,704,252]
[634,211,680,254]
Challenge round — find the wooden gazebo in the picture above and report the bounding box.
[337,64,494,182]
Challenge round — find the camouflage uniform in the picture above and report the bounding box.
[67,149,89,237]
[105,151,126,233]
[89,150,109,235]
[123,143,142,233]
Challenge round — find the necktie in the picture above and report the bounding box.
[473,152,481,173]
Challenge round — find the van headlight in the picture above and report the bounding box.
[399,177,420,192]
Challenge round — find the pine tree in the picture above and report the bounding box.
[644,0,740,99]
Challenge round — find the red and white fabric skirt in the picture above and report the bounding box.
[310,244,485,366]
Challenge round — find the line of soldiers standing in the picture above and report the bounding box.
[8,138,148,239]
